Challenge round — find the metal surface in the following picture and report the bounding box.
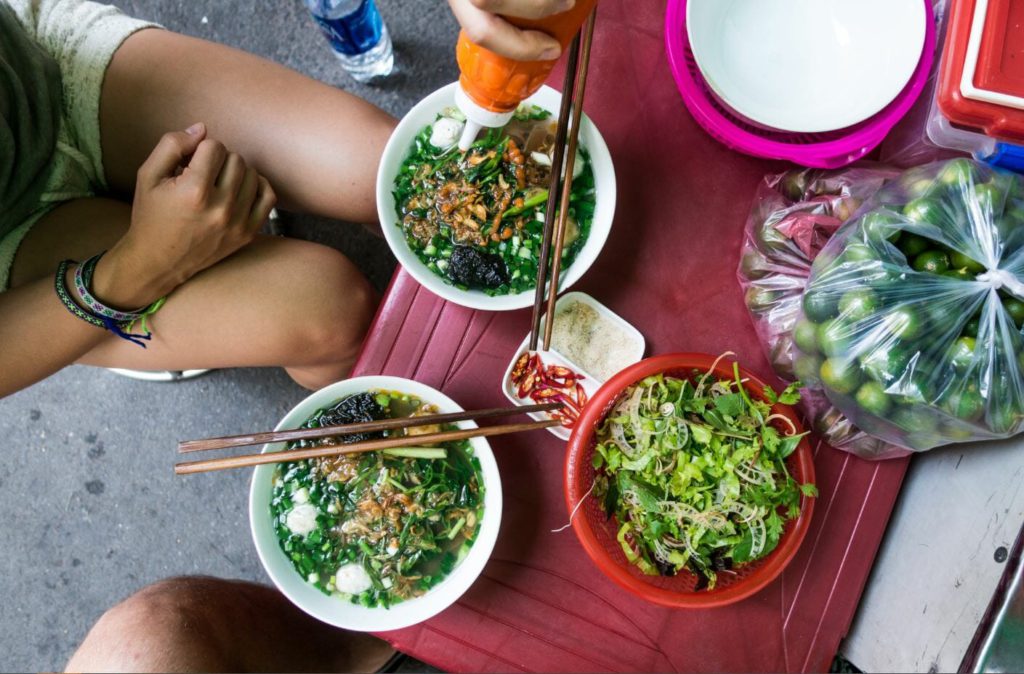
[842,440,1024,673]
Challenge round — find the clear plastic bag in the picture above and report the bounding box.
[738,165,902,457]
[797,159,1024,454]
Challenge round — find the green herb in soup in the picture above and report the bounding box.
[592,364,816,590]
[270,391,484,608]
[392,105,597,295]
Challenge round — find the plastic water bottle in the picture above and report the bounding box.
[304,0,394,82]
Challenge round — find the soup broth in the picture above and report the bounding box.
[270,390,484,608]
[393,105,597,295]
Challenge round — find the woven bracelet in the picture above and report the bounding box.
[74,253,147,322]
[55,260,107,329]
[79,254,167,339]
[55,259,153,348]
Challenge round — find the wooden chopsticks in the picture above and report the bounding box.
[178,401,562,453]
[529,7,599,351]
[174,402,562,476]
[175,419,560,475]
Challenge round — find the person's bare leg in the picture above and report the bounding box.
[10,198,376,389]
[99,29,396,223]
[66,577,397,673]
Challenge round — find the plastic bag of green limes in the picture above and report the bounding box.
[796,158,1024,454]
[738,165,902,458]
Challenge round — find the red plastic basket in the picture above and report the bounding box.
[564,353,816,608]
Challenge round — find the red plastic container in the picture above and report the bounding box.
[565,353,816,608]
[938,0,1024,141]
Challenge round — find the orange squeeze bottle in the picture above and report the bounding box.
[455,0,598,150]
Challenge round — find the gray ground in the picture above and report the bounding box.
[0,1,456,670]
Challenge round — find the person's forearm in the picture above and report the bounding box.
[0,265,115,397]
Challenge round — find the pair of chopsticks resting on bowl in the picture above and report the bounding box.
[174,402,563,475]
[529,9,599,352]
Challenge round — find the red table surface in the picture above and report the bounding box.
[353,1,909,670]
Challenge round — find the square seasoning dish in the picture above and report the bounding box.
[502,292,645,439]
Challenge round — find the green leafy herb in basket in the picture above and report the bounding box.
[592,360,817,590]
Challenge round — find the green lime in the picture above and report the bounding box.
[963,315,980,338]
[745,286,779,314]
[843,242,877,263]
[903,198,943,225]
[794,353,824,384]
[899,233,932,258]
[860,212,901,243]
[938,158,976,186]
[855,381,893,417]
[1004,297,1024,328]
[834,197,863,223]
[820,358,862,395]
[904,176,936,199]
[803,290,839,323]
[861,347,911,384]
[973,183,1003,214]
[949,250,986,273]
[818,318,853,358]
[942,268,974,281]
[892,406,939,434]
[989,403,1018,434]
[780,171,808,201]
[947,336,978,372]
[740,249,772,280]
[755,222,789,252]
[946,388,985,422]
[912,250,951,274]
[884,306,925,340]
[793,318,820,354]
[838,288,880,322]
[810,250,838,276]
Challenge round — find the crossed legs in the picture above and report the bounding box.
[11,28,397,389]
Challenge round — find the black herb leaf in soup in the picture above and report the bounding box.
[447,245,510,289]
[318,393,387,443]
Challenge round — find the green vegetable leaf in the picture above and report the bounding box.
[800,482,819,498]
[732,529,754,564]
[714,393,745,418]
[778,431,809,458]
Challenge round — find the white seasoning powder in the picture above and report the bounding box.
[550,301,635,380]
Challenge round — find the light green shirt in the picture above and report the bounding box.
[0,1,61,240]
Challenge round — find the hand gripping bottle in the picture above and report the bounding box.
[455,0,598,150]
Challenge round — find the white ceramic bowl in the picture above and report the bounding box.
[249,376,502,631]
[377,82,616,311]
[687,0,926,133]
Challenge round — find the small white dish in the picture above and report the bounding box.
[249,376,501,631]
[376,82,616,311]
[500,292,646,439]
[687,0,927,133]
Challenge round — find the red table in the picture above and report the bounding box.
[354,1,909,670]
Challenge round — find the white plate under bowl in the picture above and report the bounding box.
[377,82,616,311]
[687,0,927,133]
[249,376,502,631]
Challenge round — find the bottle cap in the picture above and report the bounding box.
[456,84,515,151]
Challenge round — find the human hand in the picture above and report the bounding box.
[448,0,575,60]
[94,123,276,308]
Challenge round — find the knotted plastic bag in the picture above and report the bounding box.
[738,165,902,458]
[796,159,1024,453]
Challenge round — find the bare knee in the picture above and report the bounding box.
[286,245,378,369]
[67,577,233,673]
